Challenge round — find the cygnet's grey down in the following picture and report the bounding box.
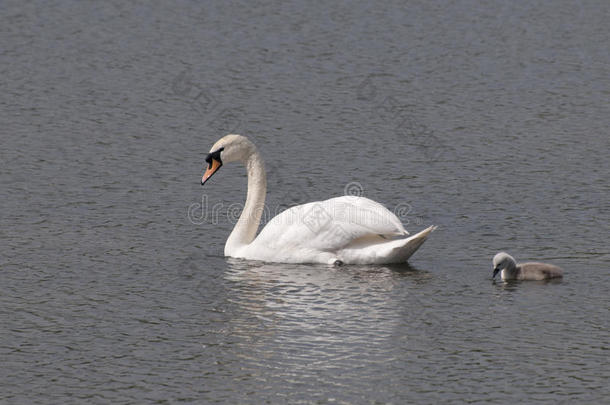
[492,252,563,281]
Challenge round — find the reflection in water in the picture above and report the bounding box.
[221,259,443,391]
[492,277,564,291]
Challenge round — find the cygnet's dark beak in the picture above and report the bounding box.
[492,267,500,279]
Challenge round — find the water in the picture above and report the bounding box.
[2,1,609,403]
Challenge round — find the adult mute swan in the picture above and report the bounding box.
[492,252,564,281]
[201,134,436,264]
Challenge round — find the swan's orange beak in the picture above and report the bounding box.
[201,158,222,186]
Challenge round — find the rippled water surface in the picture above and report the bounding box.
[2,1,609,403]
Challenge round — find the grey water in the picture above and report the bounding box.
[1,1,609,403]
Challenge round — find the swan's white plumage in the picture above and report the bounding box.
[256,197,407,250]
[202,134,436,264]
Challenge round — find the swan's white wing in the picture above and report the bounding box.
[254,196,407,252]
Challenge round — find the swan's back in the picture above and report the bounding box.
[253,196,407,252]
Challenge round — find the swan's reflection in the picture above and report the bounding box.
[221,258,438,374]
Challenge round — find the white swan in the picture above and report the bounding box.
[492,252,564,281]
[201,134,436,264]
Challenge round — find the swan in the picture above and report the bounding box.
[201,134,436,264]
[492,252,564,281]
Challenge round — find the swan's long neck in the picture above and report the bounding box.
[225,149,266,255]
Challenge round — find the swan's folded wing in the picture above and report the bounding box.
[256,196,408,251]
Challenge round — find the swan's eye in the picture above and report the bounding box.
[205,147,224,166]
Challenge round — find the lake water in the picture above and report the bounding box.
[2,1,609,403]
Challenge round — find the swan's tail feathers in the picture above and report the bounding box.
[338,225,436,264]
[389,225,437,263]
